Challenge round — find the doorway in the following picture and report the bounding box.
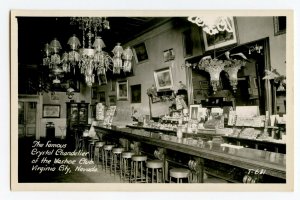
[188,38,271,115]
[18,101,37,137]
[18,95,42,139]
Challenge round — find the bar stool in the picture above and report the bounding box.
[111,147,125,176]
[131,155,147,183]
[94,141,105,167]
[102,144,114,173]
[121,151,135,182]
[169,168,191,183]
[88,138,99,160]
[146,160,164,183]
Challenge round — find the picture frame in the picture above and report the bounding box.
[99,91,106,104]
[133,42,149,63]
[153,67,174,91]
[274,16,286,36]
[117,80,128,100]
[42,104,60,118]
[150,96,161,104]
[98,74,107,85]
[199,80,209,89]
[50,92,59,101]
[163,48,175,62]
[91,87,98,99]
[189,104,201,121]
[131,84,141,103]
[202,17,238,51]
[109,95,116,106]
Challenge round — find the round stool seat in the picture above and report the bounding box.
[95,141,105,148]
[112,147,125,154]
[131,155,147,162]
[94,141,105,166]
[104,144,114,151]
[121,151,135,181]
[122,151,135,159]
[170,168,190,179]
[131,155,147,183]
[146,160,163,169]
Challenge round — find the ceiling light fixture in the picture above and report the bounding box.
[42,17,134,87]
[187,16,247,93]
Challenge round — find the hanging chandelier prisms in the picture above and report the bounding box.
[42,17,133,87]
[198,56,225,93]
[224,59,246,92]
[197,52,248,93]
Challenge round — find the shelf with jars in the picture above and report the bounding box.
[126,103,286,153]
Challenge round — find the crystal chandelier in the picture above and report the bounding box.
[224,59,246,92]
[186,16,247,93]
[197,53,247,93]
[42,17,134,87]
[187,16,234,35]
[198,56,226,93]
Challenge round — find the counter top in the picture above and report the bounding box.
[94,125,286,179]
[126,124,286,147]
[126,124,218,135]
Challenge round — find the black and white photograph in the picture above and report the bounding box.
[163,48,175,62]
[199,16,238,51]
[109,95,117,106]
[9,10,294,194]
[154,67,174,91]
[99,91,106,104]
[133,42,149,63]
[131,84,142,103]
[189,104,201,120]
[117,80,129,100]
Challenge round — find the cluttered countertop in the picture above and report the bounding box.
[94,124,286,179]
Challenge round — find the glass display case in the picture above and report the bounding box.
[66,102,89,148]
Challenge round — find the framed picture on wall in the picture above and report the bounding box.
[133,42,149,63]
[109,95,116,106]
[98,74,107,85]
[202,17,238,51]
[274,16,286,36]
[163,48,175,62]
[189,104,201,121]
[50,93,59,101]
[42,104,60,118]
[153,67,174,91]
[199,80,209,89]
[131,84,141,103]
[117,80,128,100]
[151,96,161,104]
[99,92,106,104]
[91,87,98,99]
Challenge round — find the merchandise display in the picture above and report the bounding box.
[15,14,288,186]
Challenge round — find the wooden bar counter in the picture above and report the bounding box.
[94,125,286,183]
